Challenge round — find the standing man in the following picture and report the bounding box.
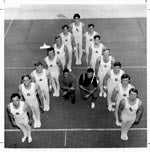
[7,93,33,143]
[70,13,85,65]
[111,74,134,126]
[103,62,125,111]
[53,36,69,70]
[82,24,98,65]
[44,47,63,97]
[60,24,76,72]
[118,88,143,140]
[95,48,115,98]
[31,61,51,111]
[79,68,99,109]
[59,68,76,104]
[88,35,105,70]
[19,74,44,128]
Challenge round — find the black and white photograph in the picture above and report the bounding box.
[1,0,149,150]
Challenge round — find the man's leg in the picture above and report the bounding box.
[55,73,60,97]
[62,90,69,100]
[78,40,83,65]
[16,122,28,142]
[91,88,99,108]
[67,46,73,71]
[51,76,57,96]
[75,43,79,65]
[70,90,76,104]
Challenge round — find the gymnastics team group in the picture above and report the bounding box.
[7,13,144,144]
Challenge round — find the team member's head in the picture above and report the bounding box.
[55,35,62,45]
[47,47,55,57]
[121,73,131,87]
[10,93,21,107]
[88,24,95,33]
[113,61,122,74]
[34,61,43,73]
[87,68,94,79]
[63,68,70,78]
[21,74,32,87]
[93,35,101,45]
[62,24,69,35]
[102,48,110,57]
[73,13,80,24]
[129,88,138,101]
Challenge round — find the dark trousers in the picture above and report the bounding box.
[62,90,76,104]
[80,87,99,102]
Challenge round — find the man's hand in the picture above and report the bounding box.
[62,91,67,96]
[70,87,75,91]
[85,94,90,99]
[89,90,94,94]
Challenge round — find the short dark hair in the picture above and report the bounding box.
[87,68,94,73]
[114,61,121,67]
[73,13,80,19]
[62,24,69,29]
[63,68,70,74]
[94,35,101,40]
[88,24,94,28]
[34,61,43,67]
[55,35,61,40]
[129,88,138,95]
[47,47,54,53]
[103,47,110,53]
[121,73,130,81]
[11,93,21,100]
[21,74,31,81]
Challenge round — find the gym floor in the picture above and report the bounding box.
[4,4,147,148]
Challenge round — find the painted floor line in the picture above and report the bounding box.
[5,66,147,70]
[5,128,146,132]
[64,131,67,147]
[4,7,20,38]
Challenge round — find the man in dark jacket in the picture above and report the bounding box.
[79,68,99,108]
[59,68,76,104]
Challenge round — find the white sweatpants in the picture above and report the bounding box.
[74,36,83,64]
[41,88,50,111]
[15,116,31,138]
[97,70,108,94]
[26,100,41,126]
[51,72,60,95]
[67,46,73,71]
[121,112,136,138]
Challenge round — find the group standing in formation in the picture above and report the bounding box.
[7,13,143,143]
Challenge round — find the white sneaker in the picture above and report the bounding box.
[53,92,57,97]
[111,107,115,111]
[78,61,82,65]
[103,92,107,98]
[28,136,32,143]
[99,92,102,97]
[40,43,50,49]
[75,61,79,65]
[69,68,72,72]
[34,121,38,128]
[91,102,95,109]
[121,133,128,141]
[45,106,50,111]
[116,121,121,126]
[55,91,60,97]
[21,136,27,143]
[37,121,41,128]
[108,106,112,112]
